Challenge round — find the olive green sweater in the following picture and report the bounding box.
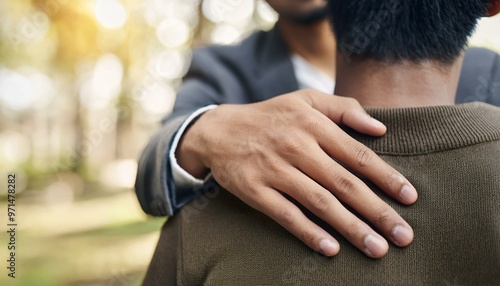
[144,102,500,286]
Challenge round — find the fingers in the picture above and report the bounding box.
[271,166,390,258]
[313,119,418,206]
[304,133,415,248]
[242,186,340,257]
[285,144,414,250]
[296,89,416,206]
[299,89,387,136]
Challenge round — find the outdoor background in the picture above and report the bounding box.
[0,0,498,285]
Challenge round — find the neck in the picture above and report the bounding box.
[334,55,464,108]
[278,19,336,78]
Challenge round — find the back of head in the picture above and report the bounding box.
[328,0,490,64]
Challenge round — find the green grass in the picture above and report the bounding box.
[0,190,165,286]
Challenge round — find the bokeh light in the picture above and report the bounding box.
[256,0,278,24]
[139,84,176,115]
[150,50,191,80]
[79,53,124,109]
[30,72,56,109]
[0,132,31,164]
[202,0,255,24]
[211,24,241,44]
[94,0,127,30]
[156,18,191,48]
[0,68,36,111]
[144,0,200,28]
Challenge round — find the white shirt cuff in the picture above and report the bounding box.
[169,105,218,189]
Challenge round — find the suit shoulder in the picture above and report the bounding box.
[190,30,269,68]
[464,47,499,59]
[457,47,500,106]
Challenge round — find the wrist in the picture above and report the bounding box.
[176,110,212,179]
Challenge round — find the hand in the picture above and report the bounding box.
[177,89,418,258]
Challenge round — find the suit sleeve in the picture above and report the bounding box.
[134,47,250,216]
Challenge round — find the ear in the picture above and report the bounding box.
[485,0,500,17]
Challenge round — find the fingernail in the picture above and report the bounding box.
[399,185,417,204]
[363,235,387,258]
[319,239,339,256]
[391,225,414,247]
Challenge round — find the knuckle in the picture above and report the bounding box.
[301,114,321,131]
[243,185,261,201]
[353,144,373,168]
[306,191,332,215]
[337,96,358,107]
[332,174,356,199]
[381,171,401,191]
[291,89,312,104]
[373,206,394,227]
[260,154,281,174]
[346,97,361,108]
[293,109,310,122]
[276,208,295,228]
[240,174,264,198]
[344,221,363,241]
[280,136,304,156]
[300,88,316,99]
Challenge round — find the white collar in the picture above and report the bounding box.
[290,54,336,94]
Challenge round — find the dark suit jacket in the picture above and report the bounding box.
[135,27,500,217]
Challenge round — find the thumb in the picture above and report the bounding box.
[302,89,387,136]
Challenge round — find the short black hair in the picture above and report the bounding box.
[328,0,490,64]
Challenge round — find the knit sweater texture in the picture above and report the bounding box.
[143,102,500,286]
